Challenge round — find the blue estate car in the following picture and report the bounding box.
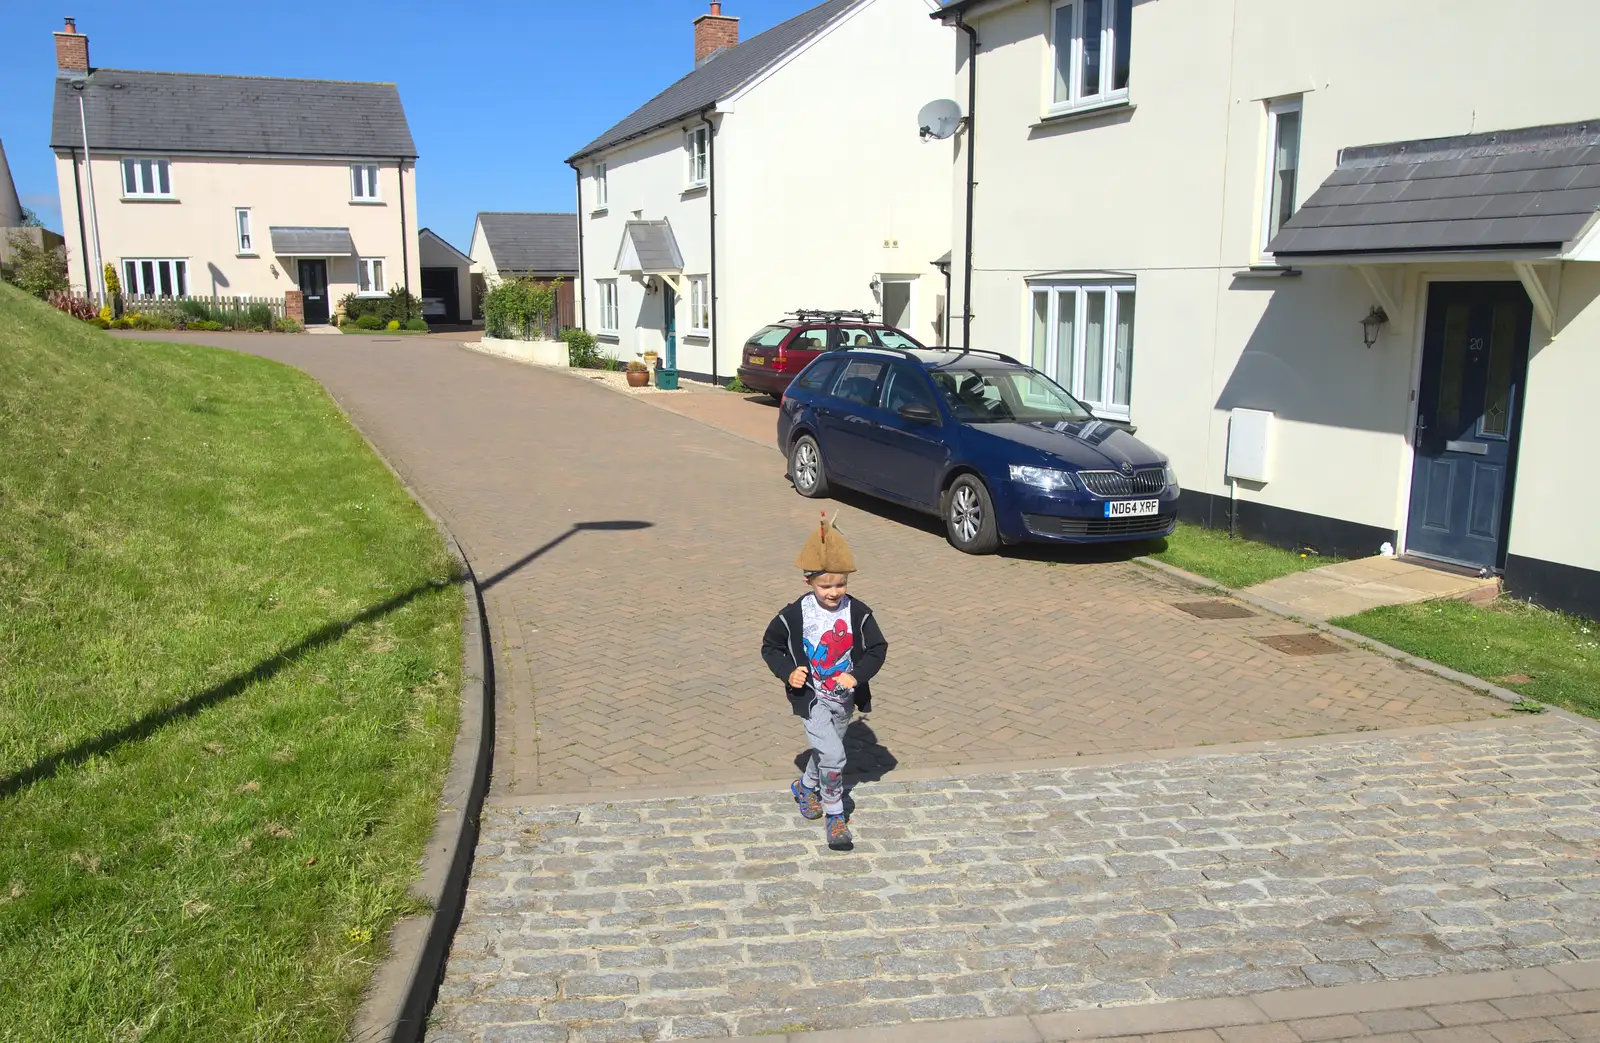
[777,347,1179,554]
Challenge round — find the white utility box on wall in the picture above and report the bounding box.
[1227,408,1274,484]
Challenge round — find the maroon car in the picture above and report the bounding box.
[736,310,924,398]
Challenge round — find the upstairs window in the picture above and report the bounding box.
[351,164,381,201]
[1261,98,1303,254]
[595,161,608,210]
[121,158,172,197]
[686,127,709,187]
[235,207,253,254]
[1050,0,1131,113]
[358,258,386,296]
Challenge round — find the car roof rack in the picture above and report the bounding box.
[787,308,878,323]
[927,347,1022,367]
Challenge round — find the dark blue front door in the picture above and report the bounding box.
[1405,282,1531,570]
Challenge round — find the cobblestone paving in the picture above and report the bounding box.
[428,718,1600,1042]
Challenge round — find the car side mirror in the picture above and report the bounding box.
[898,403,937,423]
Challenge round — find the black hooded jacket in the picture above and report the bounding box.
[761,595,888,715]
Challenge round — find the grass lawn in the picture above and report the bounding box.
[1146,522,1342,590]
[1336,599,1600,718]
[0,283,462,1041]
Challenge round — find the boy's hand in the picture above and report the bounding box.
[787,667,808,688]
[834,672,858,690]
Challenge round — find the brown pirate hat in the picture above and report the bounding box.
[796,511,857,575]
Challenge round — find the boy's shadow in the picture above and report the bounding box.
[792,717,898,818]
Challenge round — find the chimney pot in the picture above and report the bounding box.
[55,16,89,71]
[693,3,739,65]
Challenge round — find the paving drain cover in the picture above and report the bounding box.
[1173,600,1256,620]
[1259,633,1344,656]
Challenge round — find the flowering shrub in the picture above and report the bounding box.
[46,290,98,322]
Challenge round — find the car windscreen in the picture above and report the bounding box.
[929,366,1094,424]
[875,328,922,349]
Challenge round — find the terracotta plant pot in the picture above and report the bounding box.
[626,369,650,388]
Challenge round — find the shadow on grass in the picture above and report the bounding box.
[0,577,458,801]
[822,486,1164,566]
[3,521,657,801]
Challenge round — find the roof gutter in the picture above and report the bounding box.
[567,107,723,166]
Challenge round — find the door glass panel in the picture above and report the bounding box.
[1434,301,1470,435]
[1080,0,1103,98]
[140,261,155,295]
[831,360,886,406]
[1112,290,1135,407]
[1083,290,1107,403]
[124,261,136,293]
[175,261,186,297]
[1054,289,1076,392]
[837,328,876,349]
[157,261,172,297]
[1480,301,1518,437]
[1052,4,1074,104]
[1030,292,1049,372]
[881,282,912,328]
[882,365,937,414]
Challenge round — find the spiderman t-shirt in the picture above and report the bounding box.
[800,594,854,702]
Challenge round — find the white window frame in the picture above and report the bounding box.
[1259,97,1304,257]
[350,163,382,202]
[687,275,710,334]
[121,258,189,298]
[594,161,608,211]
[357,258,387,296]
[235,207,254,255]
[120,157,173,198]
[1048,0,1131,116]
[598,279,619,333]
[1026,280,1136,420]
[686,127,709,188]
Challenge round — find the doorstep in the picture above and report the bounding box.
[1243,555,1499,620]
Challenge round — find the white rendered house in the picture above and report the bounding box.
[567,0,954,381]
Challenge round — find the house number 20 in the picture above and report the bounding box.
[1468,337,1486,352]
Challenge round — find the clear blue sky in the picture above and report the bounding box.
[0,1,817,251]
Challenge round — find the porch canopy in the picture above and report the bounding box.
[1269,119,1600,328]
[615,219,685,291]
[268,226,356,257]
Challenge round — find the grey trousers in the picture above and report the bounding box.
[800,692,852,816]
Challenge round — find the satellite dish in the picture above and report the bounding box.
[917,99,963,141]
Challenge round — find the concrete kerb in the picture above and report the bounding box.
[715,962,1597,1043]
[280,380,495,1043]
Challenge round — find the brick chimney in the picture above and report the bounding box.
[694,2,739,65]
[54,17,89,72]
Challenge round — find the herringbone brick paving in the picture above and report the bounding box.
[192,333,1497,798]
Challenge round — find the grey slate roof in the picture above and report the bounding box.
[1270,119,1600,257]
[268,226,356,256]
[568,0,861,162]
[50,69,415,158]
[476,212,580,274]
[615,220,685,274]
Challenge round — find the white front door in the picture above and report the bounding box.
[879,277,916,331]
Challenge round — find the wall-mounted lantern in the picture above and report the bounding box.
[1360,305,1389,348]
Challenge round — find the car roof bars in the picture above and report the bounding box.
[927,346,1023,367]
[788,308,878,323]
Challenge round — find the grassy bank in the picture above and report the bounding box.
[1337,599,1599,718]
[1149,522,1340,590]
[0,283,462,1041]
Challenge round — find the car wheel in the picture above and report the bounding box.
[944,475,1000,554]
[790,434,829,498]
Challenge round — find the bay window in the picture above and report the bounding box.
[1028,282,1136,419]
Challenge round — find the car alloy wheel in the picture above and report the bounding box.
[944,475,999,554]
[790,435,829,498]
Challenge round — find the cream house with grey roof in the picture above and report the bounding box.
[934,0,1600,619]
[48,18,419,326]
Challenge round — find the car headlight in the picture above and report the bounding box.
[1163,461,1179,488]
[1009,465,1077,493]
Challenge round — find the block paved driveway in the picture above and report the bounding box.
[187,333,1495,801]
